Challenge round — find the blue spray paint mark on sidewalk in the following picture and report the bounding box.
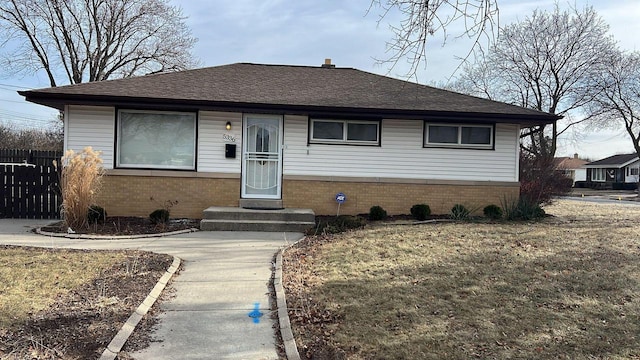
[248,302,263,324]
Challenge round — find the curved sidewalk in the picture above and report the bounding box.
[0,219,304,359]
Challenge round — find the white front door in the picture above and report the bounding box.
[241,114,283,199]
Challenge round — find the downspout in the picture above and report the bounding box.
[63,105,69,153]
[515,125,521,184]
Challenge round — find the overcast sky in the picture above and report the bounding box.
[1,0,639,160]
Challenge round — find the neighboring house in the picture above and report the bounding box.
[584,153,640,189]
[554,154,587,185]
[19,61,559,217]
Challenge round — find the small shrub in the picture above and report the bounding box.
[519,152,572,205]
[87,205,107,224]
[501,196,546,221]
[533,205,546,219]
[368,206,388,221]
[483,204,503,220]
[312,215,367,234]
[410,204,431,221]
[450,204,470,220]
[149,209,170,225]
[150,197,178,212]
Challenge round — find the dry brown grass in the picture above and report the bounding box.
[0,246,174,359]
[284,200,640,359]
[0,247,126,328]
[59,147,104,231]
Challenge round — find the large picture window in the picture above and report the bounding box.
[424,123,493,149]
[310,119,380,145]
[117,110,196,170]
[592,168,605,181]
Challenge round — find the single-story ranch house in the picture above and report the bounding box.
[20,61,559,218]
[583,153,640,190]
[554,154,587,186]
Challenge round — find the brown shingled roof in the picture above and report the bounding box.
[554,157,588,170]
[19,62,559,123]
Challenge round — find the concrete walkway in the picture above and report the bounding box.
[0,219,303,359]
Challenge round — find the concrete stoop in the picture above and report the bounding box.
[200,207,316,232]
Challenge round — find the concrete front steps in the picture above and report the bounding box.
[200,207,316,232]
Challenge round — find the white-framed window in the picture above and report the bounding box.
[424,123,494,149]
[116,109,197,170]
[310,119,380,145]
[592,168,605,181]
[627,167,639,176]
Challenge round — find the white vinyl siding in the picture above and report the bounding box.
[283,116,520,182]
[625,160,640,183]
[65,107,243,173]
[64,107,521,182]
[65,105,115,169]
[198,111,242,173]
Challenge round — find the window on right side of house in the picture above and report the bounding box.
[424,123,493,149]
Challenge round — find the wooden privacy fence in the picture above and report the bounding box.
[0,149,62,166]
[0,149,62,219]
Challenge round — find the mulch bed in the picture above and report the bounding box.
[282,234,347,360]
[40,217,200,236]
[0,247,177,360]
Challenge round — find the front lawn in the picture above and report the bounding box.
[283,200,640,359]
[0,246,173,359]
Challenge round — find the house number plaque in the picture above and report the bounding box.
[223,134,237,142]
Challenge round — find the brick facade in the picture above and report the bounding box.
[282,179,519,215]
[96,175,240,218]
[96,173,519,218]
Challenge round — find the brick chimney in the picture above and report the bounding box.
[321,58,335,69]
[574,153,579,159]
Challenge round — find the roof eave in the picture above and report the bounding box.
[584,156,640,168]
[583,165,626,169]
[20,91,560,126]
[619,158,640,168]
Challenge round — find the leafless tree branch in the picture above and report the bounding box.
[452,5,616,157]
[0,0,198,86]
[369,0,498,80]
[587,50,640,159]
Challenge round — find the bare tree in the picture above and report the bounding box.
[452,5,616,158]
[370,0,498,78]
[0,123,63,151]
[0,0,198,87]
[588,50,640,159]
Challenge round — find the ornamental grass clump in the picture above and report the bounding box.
[60,147,104,231]
[450,204,471,220]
